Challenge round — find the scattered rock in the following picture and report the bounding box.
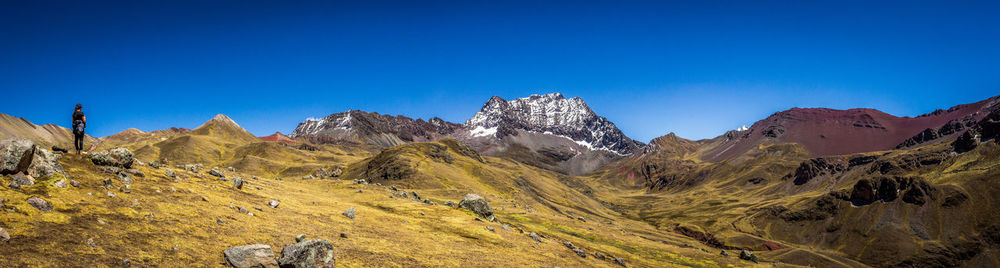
[1,139,68,178]
[8,173,34,188]
[486,226,495,232]
[121,184,131,193]
[529,232,542,243]
[70,180,80,187]
[614,257,627,267]
[223,244,279,268]
[268,200,280,208]
[339,233,348,239]
[459,193,495,221]
[501,224,513,232]
[576,216,586,222]
[278,238,335,268]
[126,168,144,177]
[53,179,66,188]
[217,218,225,224]
[0,227,9,242]
[739,250,759,263]
[343,207,356,219]
[254,207,263,211]
[228,166,236,172]
[87,238,97,247]
[594,251,607,260]
[562,241,587,258]
[233,178,245,189]
[443,201,456,207]
[209,167,225,177]
[296,234,307,243]
[118,173,134,185]
[165,169,175,178]
[720,250,730,257]
[27,197,52,212]
[103,178,114,189]
[88,148,134,168]
[122,258,131,268]
[239,207,249,214]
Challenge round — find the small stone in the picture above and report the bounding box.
[594,251,607,260]
[164,169,175,178]
[615,257,627,267]
[27,197,52,212]
[248,212,255,216]
[0,227,9,242]
[87,238,97,247]
[339,233,348,238]
[254,207,263,211]
[201,196,209,202]
[357,189,363,193]
[121,184,131,193]
[8,173,34,188]
[239,207,248,214]
[529,232,542,243]
[232,178,245,189]
[577,216,586,222]
[217,218,225,224]
[295,234,307,243]
[98,219,107,225]
[343,207,356,219]
[268,200,279,208]
[277,239,335,268]
[419,212,425,216]
[739,250,759,263]
[390,186,399,191]
[54,179,67,188]
[501,224,513,232]
[486,226,495,232]
[122,258,131,268]
[107,191,115,197]
[720,250,730,257]
[70,180,81,187]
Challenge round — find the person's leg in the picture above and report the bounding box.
[74,134,83,153]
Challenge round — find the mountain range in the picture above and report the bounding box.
[1,93,999,267]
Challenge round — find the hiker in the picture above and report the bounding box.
[72,104,86,154]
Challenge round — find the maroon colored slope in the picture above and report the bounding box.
[258,132,298,144]
[702,95,1000,162]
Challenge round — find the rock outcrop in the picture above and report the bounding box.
[459,194,495,221]
[278,238,335,268]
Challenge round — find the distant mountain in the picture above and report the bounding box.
[462,93,643,156]
[289,110,461,148]
[0,112,98,148]
[259,132,297,144]
[699,95,1000,162]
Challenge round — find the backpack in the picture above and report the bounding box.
[73,119,85,135]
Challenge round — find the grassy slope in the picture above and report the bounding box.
[0,137,765,267]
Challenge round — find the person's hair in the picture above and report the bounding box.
[75,104,82,110]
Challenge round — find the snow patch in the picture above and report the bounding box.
[737,125,749,131]
[470,126,497,137]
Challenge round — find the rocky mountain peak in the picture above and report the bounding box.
[465,93,642,155]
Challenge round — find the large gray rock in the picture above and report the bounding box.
[89,148,134,168]
[8,173,34,189]
[0,139,67,178]
[0,139,35,175]
[209,167,225,177]
[342,207,355,220]
[27,197,52,212]
[223,244,279,268]
[233,178,245,189]
[458,194,495,221]
[278,239,335,268]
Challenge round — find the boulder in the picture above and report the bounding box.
[209,167,225,177]
[342,207,355,220]
[88,148,134,168]
[233,178,245,189]
[0,139,67,178]
[739,250,759,263]
[458,194,495,221]
[27,197,52,212]
[223,244,279,268]
[8,173,34,189]
[268,200,280,208]
[278,239,335,268]
[165,169,176,178]
[0,139,36,175]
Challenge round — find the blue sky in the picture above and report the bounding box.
[1,1,997,141]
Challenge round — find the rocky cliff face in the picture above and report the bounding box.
[464,93,643,156]
[290,110,462,147]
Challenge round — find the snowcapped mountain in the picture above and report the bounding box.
[464,93,643,156]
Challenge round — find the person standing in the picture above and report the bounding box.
[72,104,86,154]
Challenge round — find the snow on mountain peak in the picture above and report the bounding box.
[465,93,642,155]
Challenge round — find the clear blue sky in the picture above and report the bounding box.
[1,1,997,141]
